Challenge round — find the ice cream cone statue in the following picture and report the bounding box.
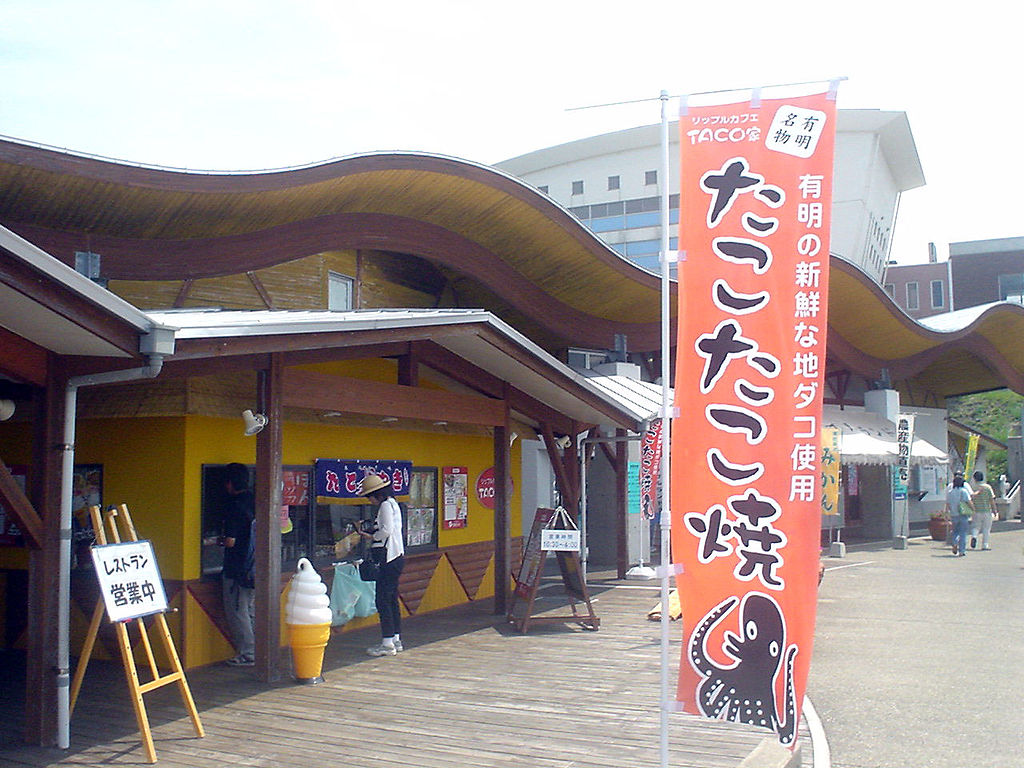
[285,558,333,684]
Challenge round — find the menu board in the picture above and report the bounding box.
[514,508,556,599]
[442,466,468,529]
[405,468,438,550]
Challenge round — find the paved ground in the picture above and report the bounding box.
[809,521,1024,768]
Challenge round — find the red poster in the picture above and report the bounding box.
[672,87,837,745]
[639,418,662,520]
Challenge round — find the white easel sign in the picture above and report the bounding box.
[90,540,169,622]
[540,529,581,552]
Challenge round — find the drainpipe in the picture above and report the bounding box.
[56,326,175,750]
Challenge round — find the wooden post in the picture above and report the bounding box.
[493,401,511,615]
[615,428,629,580]
[254,354,283,682]
[24,359,63,745]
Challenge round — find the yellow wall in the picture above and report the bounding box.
[0,409,521,666]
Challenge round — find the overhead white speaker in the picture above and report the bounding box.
[242,409,267,436]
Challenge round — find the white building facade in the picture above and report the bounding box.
[497,110,924,283]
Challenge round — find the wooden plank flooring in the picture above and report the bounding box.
[1,577,811,767]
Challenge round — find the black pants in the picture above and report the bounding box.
[375,555,405,638]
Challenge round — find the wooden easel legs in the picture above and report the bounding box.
[72,505,203,763]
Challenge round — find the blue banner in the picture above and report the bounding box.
[314,459,412,504]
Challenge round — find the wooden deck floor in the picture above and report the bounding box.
[1,578,810,767]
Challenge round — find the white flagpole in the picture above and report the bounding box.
[657,88,674,768]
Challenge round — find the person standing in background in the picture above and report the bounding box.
[358,474,406,657]
[220,462,255,666]
[970,470,996,550]
[945,474,974,557]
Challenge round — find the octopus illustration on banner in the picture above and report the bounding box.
[672,84,839,747]
[688,592,798,744]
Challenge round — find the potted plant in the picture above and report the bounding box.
[928,511,951,541]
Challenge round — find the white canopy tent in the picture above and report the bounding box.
[823,407,948,466]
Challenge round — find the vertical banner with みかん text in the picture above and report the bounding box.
[672,87,838,745]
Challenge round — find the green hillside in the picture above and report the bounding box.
[946,389,1023,478]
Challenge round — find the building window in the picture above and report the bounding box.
[328,271,354,311]
[998,273,1024,303]
[930,280,945,309]
[645,170,657,185]
[607,175,620,191]
[571,180,584,196]
[537,185,548,194]
[906,282,919,311]
[884,283,895,299]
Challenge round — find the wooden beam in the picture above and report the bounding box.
[493,404,511,616]
[166,322,480,362]
[397,350,419,387]
[254,354,283,683]
[0,457,43,549]
[24,360,64,745]
[173,278,194,308]
[246,271,275,310]
[540,423,579,518]
[414,341,576,434]
[0,326,48,387]
[283,369,505,427]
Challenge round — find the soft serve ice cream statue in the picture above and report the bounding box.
[285,558,332,683]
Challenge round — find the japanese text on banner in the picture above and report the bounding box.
[672,89,838,746]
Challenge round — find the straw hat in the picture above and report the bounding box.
[359,474,391,496]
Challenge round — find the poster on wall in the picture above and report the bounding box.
[314,459,412,504]
[442,466,468,529]
[672,84,839,745]
[0,465,27,546]
[475,467,513,510]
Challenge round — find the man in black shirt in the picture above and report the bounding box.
[220,463,255,666]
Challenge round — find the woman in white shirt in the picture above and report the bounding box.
[359,474,406,656]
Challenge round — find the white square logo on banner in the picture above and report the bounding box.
[765,105,827,158]
[91,540,168,622]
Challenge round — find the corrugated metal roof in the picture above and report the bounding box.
[581,374,667,424]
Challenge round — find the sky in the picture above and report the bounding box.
[1,0,1021,265]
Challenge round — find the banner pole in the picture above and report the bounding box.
[658,87,673,768]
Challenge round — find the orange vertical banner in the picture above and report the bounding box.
[672,87,837,745]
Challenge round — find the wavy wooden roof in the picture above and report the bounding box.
[2,137,1024,400]
[0,140,666,350]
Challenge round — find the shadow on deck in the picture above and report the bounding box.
[1,578,809,767]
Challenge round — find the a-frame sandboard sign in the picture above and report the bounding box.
[70,504,204,763]
[508,507,599,633]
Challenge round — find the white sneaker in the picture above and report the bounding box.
[366,643,397,657]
